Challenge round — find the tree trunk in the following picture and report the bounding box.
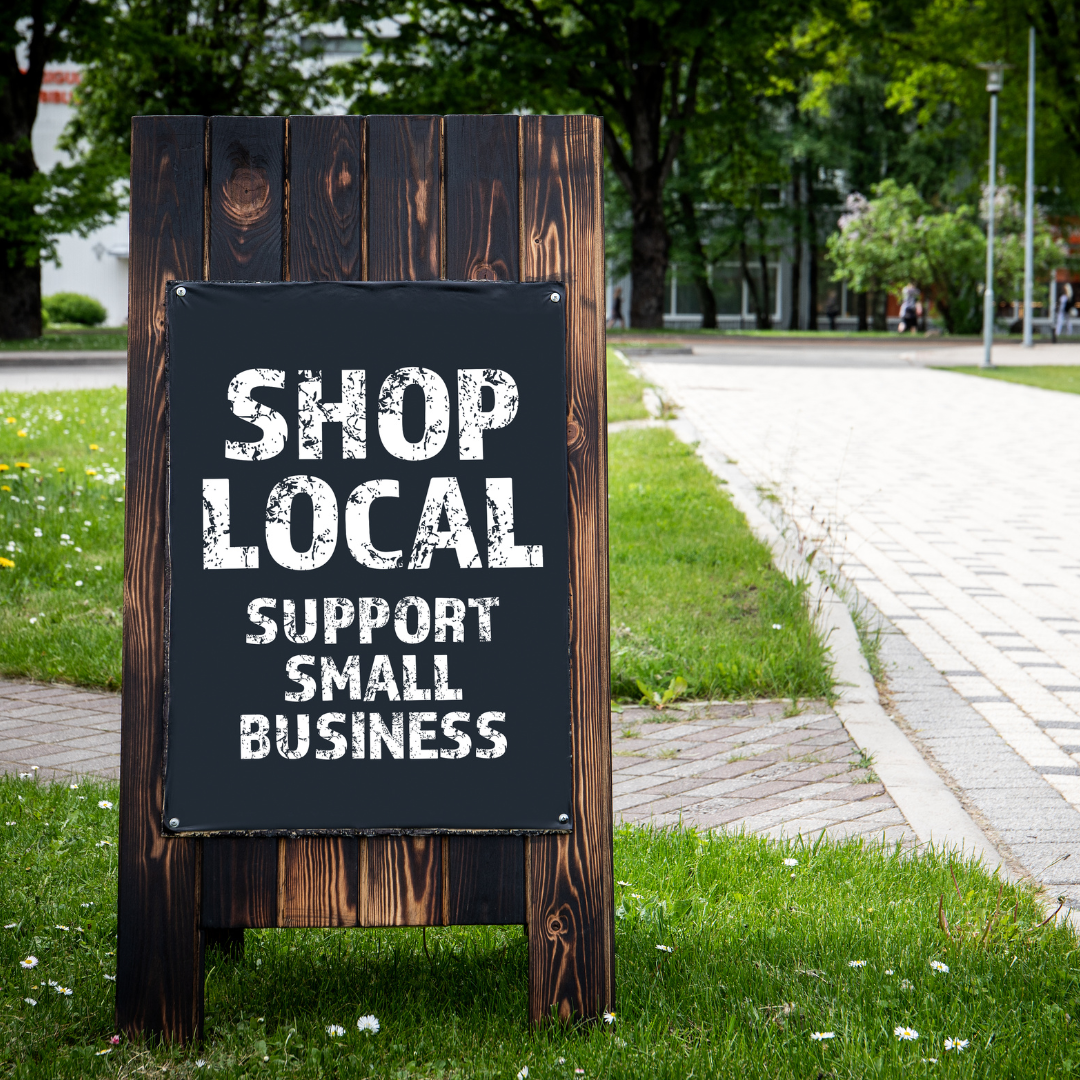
[629,191,670,329]
[806,160,818,331]
[756,249,772,330]
[871,290,887,331]
[857,292,868,332]
[739,235,760,326]
[788,168,801,331]
[0,262,43,340]
[677,190,716,330]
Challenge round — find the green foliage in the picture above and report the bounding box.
[939,365,1080,394]
[0,390,126,688]
[41,294,106,328]
[827,179,1065,334]
[609,427,833,702]
[3,774,1079,1077]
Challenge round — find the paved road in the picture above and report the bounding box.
[0,357,125,392]
[643,338,1080,904]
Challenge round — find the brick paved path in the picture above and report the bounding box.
[614,700,914,844]
[0,679,120,780]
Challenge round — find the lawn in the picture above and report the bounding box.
[0,330,127,352]
[1,773,1076,1077]
[939,365,1080,395]
[0,366,830,702]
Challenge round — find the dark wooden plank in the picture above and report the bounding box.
[288,115,363,282]
[117,114,206,1044]
[443,112,526,923]
[447,836,524,924]
[360,115,445,923]
[444,114,519,281]
[201,838,277,927]
[358,836,443,925]
[200,116,284,929]
[521,114,613,1024]
[209,116,285,281]
[279,838,359,926]
[367,115,441,281]
[278,113,364,926]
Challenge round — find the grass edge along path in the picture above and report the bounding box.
[938,364,1080,396]
[1,774,1077,1078]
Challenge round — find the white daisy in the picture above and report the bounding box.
[885,969,894,975]
[617,881,633,887]
[97,800,113,810]
[196,1060,206,1068]
[517,1068,529,1080]
[104,975,116,982]
[929,960,949,973]
[810,1031,835,1041]
[848,960,867,968]
[944,1038,969,1052]
[326,1024,345,1037]
[95,1049,112,1056]
[356,1015,380,1034]
[894,1026,919,1041]
[24,998,36,1006]
[603,1011,616,1024]
[784,858,798,867]
[656,944,674,953]
[19,955,38,969]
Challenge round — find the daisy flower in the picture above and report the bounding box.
[603,1011,616,1024]
[617,881,633,887]
[357,1015,380,1034]
[517,1068,529,1080]
[848,960,866,968]
[656,944,674,953]
[894,1026,919,1041]
[95,1049,112,1057]
[810,1032,835,1041]
[4,923,17,929]
[98,800,113,810]
[929,960,949,973]
[783,858,798,867]
[23,998,36,1006]
[20,956,38,969]
[326,1024,345,1037]
[944,1038,969,1052]
[885,969,894,975]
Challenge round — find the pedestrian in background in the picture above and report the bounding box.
[1056,283,1074,339]
[608,286,625,329]
[897,283,920,333]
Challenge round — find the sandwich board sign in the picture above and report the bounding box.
[119,113,612,1041]
[164,280,571,832]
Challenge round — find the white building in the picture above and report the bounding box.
[32,66,129,327]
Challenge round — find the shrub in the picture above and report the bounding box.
[42,292,107,327]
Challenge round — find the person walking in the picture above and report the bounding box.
[824,291,840,331]
[608,286,625,329]
[1056,283,1074,339]
[897,283,920,333]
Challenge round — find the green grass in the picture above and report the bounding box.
[0,390,126,688]
[609,426,831,702]
[2,774,1077,1077]
[939,365,1080,395]
[0,329,127,352]
[606,348,650,422]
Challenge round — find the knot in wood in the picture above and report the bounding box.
[471,265,497,281]
[566,420,581,445]
[222,167,271,227]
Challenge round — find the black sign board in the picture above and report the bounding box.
[163,281,570,833]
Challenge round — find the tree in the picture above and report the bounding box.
[337,0,800,327]
[828,178,1065,333]
[0,2,121,339]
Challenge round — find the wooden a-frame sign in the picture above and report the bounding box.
[119,113,613,1041]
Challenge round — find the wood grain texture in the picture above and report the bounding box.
[361,115,445,924]
[209,116,285,281]
[288,115,363,282]
[279,838,359,926]
[443,112,526,925]
[118,115,206,1043]
[444,114,519,281]
[367,116,441,281]
[358,836,443,925]
[201,838,277,927]
[521,114,614,1025]
[201,116,284,930]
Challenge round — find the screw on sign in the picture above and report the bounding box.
[118,113,612,1043]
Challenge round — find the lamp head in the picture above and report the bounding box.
[976,61,1009,93]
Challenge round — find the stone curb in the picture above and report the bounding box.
[0,351,126,365]
[638,409,1008,873]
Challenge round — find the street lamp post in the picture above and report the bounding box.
[978,62,1007,368]
[1023,30,1036,348]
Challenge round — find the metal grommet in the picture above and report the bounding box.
[550,291,561,303]
[175,286,187,297]
[168,817,180,829]
[558,813,569,824]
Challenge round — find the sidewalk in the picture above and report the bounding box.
[641,338,1080,908]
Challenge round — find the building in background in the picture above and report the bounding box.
[32,65,129,327]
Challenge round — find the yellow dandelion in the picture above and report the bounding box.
[15,462,29,469]
[0,557,14,569]
[56,467,65,473]
[4,417,13,423]
[89,444,99,450]
[0,463,7,471]
[0,485,9,492]
[85,469,97,476]
[17,431,26,437]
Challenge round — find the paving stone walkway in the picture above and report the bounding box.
[614,700,914,844]
[641,339,1080,904]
